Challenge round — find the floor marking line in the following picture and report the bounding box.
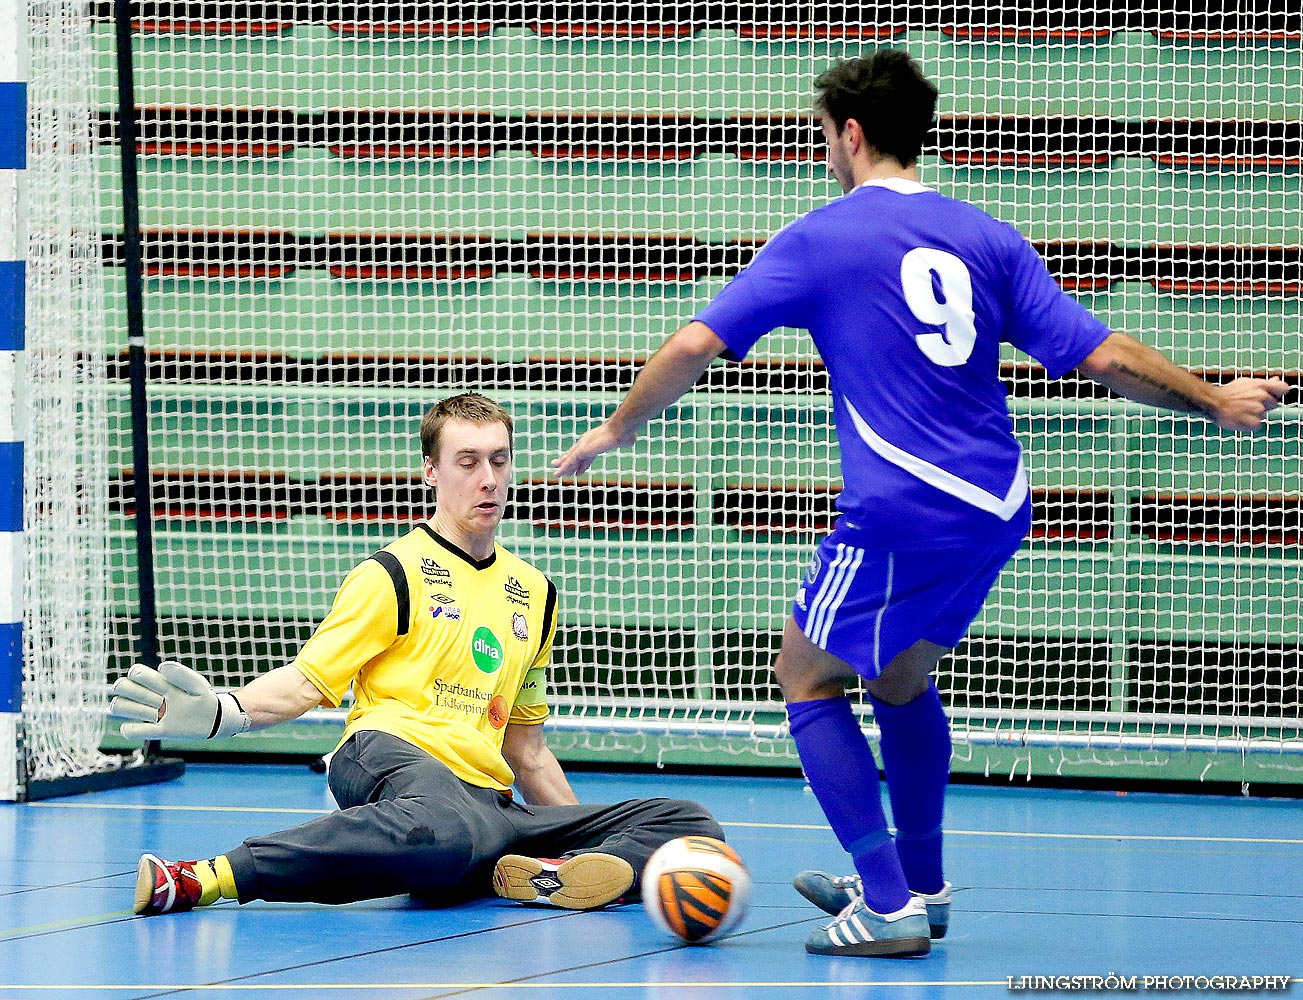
[27,802,330,815]
[28,803,1303,845]
[0,910,135,939]
[408,917,822,1000]
[0,983,1019,991]
[103,909,590,999]
[940,828,1303,846]
[0,870,135,898]
[726,821,1303,846]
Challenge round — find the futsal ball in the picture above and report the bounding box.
[642,836,751,944]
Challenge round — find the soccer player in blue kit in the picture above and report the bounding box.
[555,51,1289,957]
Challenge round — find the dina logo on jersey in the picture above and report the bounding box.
[504,576,530,607]
[421,558,452,586]
[472,626,504,673]
[511,613,529,642]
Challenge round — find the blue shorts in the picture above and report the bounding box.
[791,523,1022,680]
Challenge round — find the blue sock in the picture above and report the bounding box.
[787,696,911,914]
[870,681,951,895]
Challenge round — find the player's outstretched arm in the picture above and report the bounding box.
[1076,332,1290,432]
[111,661,324,741]
[553,321,726,476]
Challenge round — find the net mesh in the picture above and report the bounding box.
[23,0,117,781]
[84,4,1302,764]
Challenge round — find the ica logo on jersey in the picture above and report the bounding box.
[421,558,452,586]
[504,576,530,607]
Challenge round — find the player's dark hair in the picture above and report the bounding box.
[814,51,938,167]
[420,392,514,462]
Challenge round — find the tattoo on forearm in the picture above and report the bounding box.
[1105,361,1210,416]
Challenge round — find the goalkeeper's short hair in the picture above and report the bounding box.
[420,392,515,461]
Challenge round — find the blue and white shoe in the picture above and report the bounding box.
[793,871,860,915]
[805,889,932,957]
[794,871,952,939]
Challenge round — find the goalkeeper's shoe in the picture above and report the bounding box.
[492,853,634,910]
[794,871,952,939]
[134,855,208,916]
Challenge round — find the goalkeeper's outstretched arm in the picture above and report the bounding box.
[111,661,323,742]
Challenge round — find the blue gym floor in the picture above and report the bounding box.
[2,764,1300,998]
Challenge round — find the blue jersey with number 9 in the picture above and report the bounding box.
[695,177,1111,548]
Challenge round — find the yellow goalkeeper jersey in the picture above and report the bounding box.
[293,523,557,791]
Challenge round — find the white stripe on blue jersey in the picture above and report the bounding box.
[872,553,895,674]
[844,397,1029,521]
[812,545,862,649]
[696,176,1110,545]
[804,543,855,646]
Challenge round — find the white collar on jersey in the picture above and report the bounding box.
[852,177,931,195]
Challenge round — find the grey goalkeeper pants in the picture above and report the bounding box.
[225,730,724,905]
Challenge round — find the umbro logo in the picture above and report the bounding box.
[530,875,563,893]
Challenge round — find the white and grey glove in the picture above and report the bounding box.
[110,660,251,741]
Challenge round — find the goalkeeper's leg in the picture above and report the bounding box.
[493,795,723,906]
[135,731,518,914]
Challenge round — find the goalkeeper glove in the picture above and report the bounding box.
[110,660,252,741]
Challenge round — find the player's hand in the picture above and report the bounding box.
[552,421,638,477]
[110,660,248,741]
[1209,377,1290,432]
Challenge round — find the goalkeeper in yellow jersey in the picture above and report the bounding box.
[111,392,723,916]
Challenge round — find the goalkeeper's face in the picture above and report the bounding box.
[424,417,514,537]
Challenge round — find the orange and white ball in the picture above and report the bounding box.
[641,836,751,944]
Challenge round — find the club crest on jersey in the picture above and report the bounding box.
[804,552,822,585]
[421,558,452,586]
[511,612,529,641]
[504,576,530,607]
[429,603,462,621]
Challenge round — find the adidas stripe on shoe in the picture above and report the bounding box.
[805,892,931,958]
[492,853,634,910]
[793,870,952,939]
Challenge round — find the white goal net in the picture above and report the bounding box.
[21,0,117,786]
[70,3,1303,771]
